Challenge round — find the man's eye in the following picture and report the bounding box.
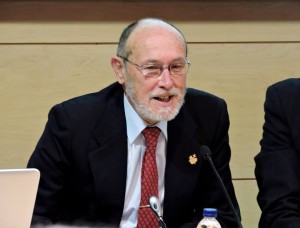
[172,64,184,70]
[144,65,160,70]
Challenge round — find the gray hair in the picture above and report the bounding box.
[116,18,188,58]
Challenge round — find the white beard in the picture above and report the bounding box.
[124,79,185,123]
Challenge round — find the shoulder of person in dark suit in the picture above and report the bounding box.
[255,77,300,228]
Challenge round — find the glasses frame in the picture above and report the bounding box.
[118,55,191,78]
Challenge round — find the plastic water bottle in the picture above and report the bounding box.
[197,208,221,228]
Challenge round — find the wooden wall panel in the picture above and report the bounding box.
[188,43,300,177]
[233,179,260,226]
[1,1,300,22]
[1,43,299,176]
[1,2,300,43]
[1,21,300,43]
[0,44,116,169]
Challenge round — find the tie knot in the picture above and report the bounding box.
[142,127,161,147]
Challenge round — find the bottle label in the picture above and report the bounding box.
[197,219,221,228]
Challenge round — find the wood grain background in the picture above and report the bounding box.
[1,1,300,227]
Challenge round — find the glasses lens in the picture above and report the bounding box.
[170,63,188,76]
[142,65,162,77]
[141,61,190,78]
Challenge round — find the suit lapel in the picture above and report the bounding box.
[164,106,204,225]
[88,86,128,224]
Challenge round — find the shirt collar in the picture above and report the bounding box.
[124,94,168,144]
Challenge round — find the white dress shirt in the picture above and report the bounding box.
[120,95,168,228]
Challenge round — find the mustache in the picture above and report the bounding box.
[149,88,182,97]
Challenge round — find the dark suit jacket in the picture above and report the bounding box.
[255,78,300,228]
[28,82,240,228]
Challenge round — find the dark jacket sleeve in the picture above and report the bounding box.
[27,84,128,227]
[255,79,300,228]
[28,104,72,225]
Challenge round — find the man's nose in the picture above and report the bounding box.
[158,67,174,89]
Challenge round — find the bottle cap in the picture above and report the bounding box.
[203,208,217,217]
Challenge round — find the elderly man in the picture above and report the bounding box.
[28,18,240,228]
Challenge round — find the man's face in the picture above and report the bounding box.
[115,25,188,125]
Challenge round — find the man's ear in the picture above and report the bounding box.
[111,56,125,84]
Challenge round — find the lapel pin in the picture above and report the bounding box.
[188,154,198,165]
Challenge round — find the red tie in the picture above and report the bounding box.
[137,126,161,228]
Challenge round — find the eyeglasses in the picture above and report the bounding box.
[118,55,191,78]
